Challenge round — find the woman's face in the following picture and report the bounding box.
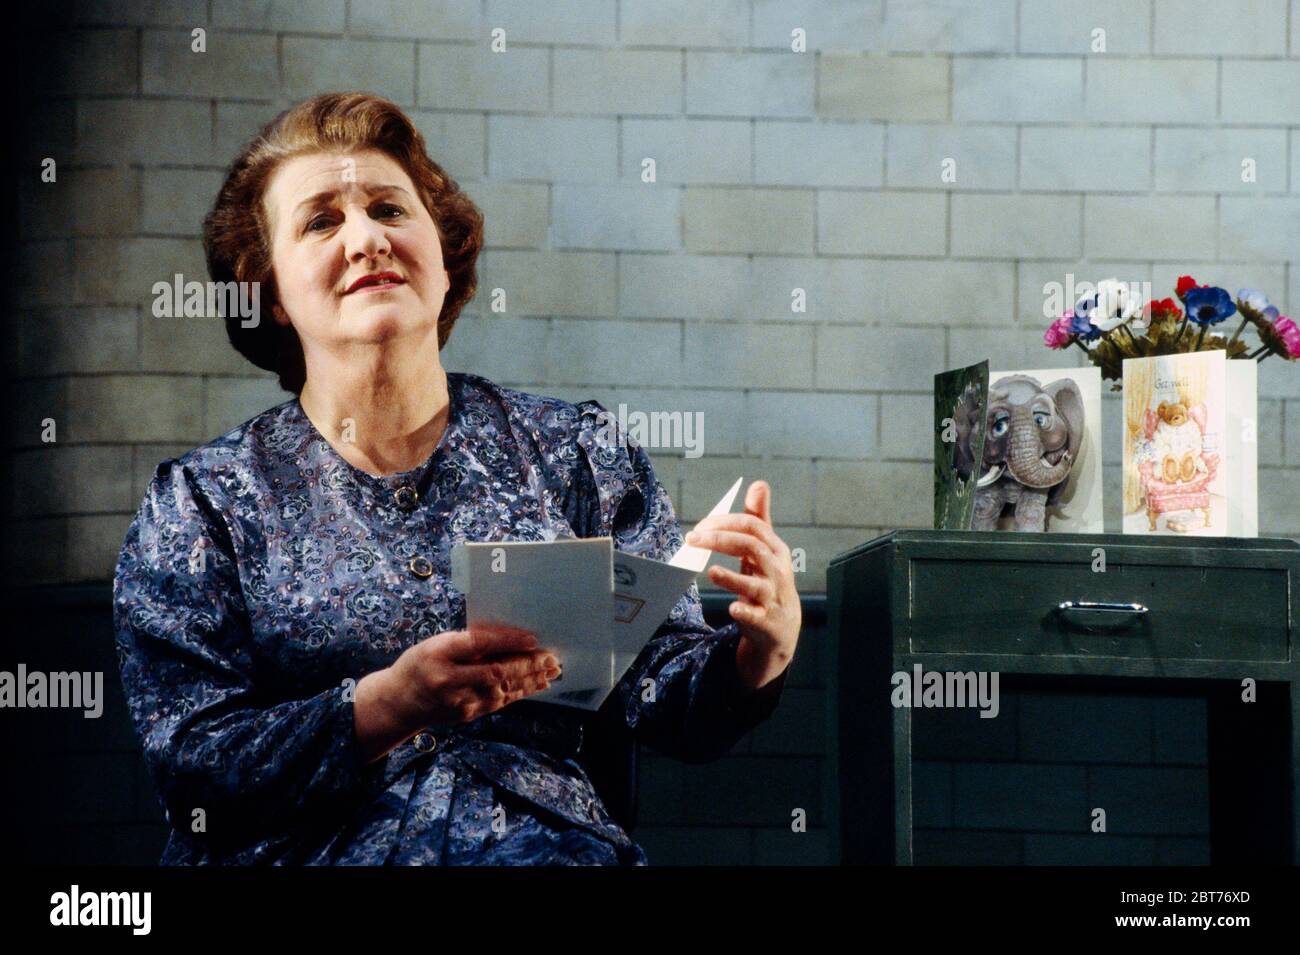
[262,147,450,358]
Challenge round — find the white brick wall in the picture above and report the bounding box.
[12,0,1300,589]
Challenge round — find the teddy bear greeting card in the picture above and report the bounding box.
[1121,351,1257,537]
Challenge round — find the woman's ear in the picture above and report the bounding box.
[272,302,291,327]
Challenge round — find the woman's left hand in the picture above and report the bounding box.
[685,480,800,692]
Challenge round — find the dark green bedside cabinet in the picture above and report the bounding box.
[827,529,1300,865]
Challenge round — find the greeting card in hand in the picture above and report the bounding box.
[1121,350,1257,536]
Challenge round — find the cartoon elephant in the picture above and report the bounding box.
[953,374,1085,532]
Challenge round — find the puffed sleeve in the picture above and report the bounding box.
[565,401,789,764]
[113,460,388,853]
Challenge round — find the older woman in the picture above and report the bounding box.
[113,92,800,865]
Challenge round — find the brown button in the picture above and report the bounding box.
[409,556,434,579]
[412,732,437,753]
[394,485,419,510]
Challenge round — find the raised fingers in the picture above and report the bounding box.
[707,564,776,605]
[457,650,559,692]
[687,527,782,577]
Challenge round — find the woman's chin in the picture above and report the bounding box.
[339,307,432,343]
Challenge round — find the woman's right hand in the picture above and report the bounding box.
[353,626,561,764]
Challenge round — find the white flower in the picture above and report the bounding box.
[1089,278,1141,332]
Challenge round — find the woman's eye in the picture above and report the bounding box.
[306,215,335,233]
[374,203,404,218]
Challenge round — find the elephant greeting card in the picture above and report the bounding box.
[934,363,1102,533]
[1121,351,1257,537]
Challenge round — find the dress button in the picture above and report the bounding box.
[393,485,419,510]
[412,732,437,753]
[409,556,434,579]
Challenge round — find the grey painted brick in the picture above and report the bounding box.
[349,0,479,39]
[1260,350,1300,402]
[621,118,751,185]
[142,30,277,99]
[72,168,141,237]
[1086,59,1217,123]
[747,391,876,458]
[684,187,815,254]
[913,693,1020,760]
[418,43,547,111]
[546,319,680,385]
[751,0,882,52]
[1154,0,1287,56]
[3,518,66,585]
[635,827,752,865]
[1154,128,1288,193]
[14,240,74,307]
[283,36,415,105]
[817,191,947,256]
[913,761,954,828]
[19,177,73,240]
[1151,696,1208,765]
[1258,399,1283,467]
[1024,834,1156,865]
[954,57,1084,122]
[683,322,814,389]
[550,183,681,251]
[886,124,1017,190]
[816,325,947,392]
[884,0,1016,53]
[755,121,884,187]
[686,52,815,118]
[953,762,1088,830]
[465,181,548,247]
[677,457,814,523]
[204,377,292,437]
[780,525,885,590]
[682,756,823,826]
[752,828,830,865]
[141,169,225,236]
[1084,195,1216,260]
[1150,264,1284,308]
[818,54,950,121]
[1088,766,1210,835]
[1020,126,1152,192]
[619,253,752,319]
[10,446,136,517]
[487,116,618,182]
[746,257,869,322]
[1288,402,1300,466]
[17,100,75,168]
[619,0,749,47]
[815,460,932,527]
[913,829,1022,864]
[1020,263,1154,327]
[485,0,616,44]
[1154,837,1210,865]
[571,386,747,456]
[67,513,136,582]
[1293,130,1299,195]
[1018,0,1151,54]
[11,377,69,451]
[71,0,207,27]
[1258,467,1300,531]
[950,327,1087,373]
[554,49,681,115]
[478,250,616,316]
[56,29,137,96]
[65,375,203,443]
[1219,197,1300,261]
[410,111,487,179]
[214,102,283,166]
[872,260,1017,325]
[76,99,212,165]
[132,444,198,498]
[881,393,935,459]
[952,194,1082,259]
[140,313,260,375]
[635,754,687,826]
[1018,692,1153,763]
[75,238,208,309]
[18,307,139,376]
[215,0,346,32]
[749,688,826,756]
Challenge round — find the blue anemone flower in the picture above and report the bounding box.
[1183,286,1236,326]
[1068,308,1101,341]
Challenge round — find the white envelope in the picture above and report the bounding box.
[450,477,744,710]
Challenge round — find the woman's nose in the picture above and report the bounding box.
[340,209,390,262]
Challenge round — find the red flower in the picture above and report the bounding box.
[1147,297,1181,320]
[1175,275,1198,300]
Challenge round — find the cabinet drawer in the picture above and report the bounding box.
[907,557,1291,661]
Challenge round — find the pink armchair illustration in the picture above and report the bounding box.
[1137,402,1219,531]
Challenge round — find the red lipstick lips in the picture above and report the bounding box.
[345,271,405,294]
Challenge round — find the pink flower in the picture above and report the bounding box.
[1044,312,1074,349]
[1274,316,1300,357]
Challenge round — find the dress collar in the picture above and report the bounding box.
[289,371,468,496]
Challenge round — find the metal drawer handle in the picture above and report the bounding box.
[1056,600,1149,615]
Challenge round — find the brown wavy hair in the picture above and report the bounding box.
[203,92,484,394]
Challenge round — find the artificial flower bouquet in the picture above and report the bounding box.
[1044,276,1299,391]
